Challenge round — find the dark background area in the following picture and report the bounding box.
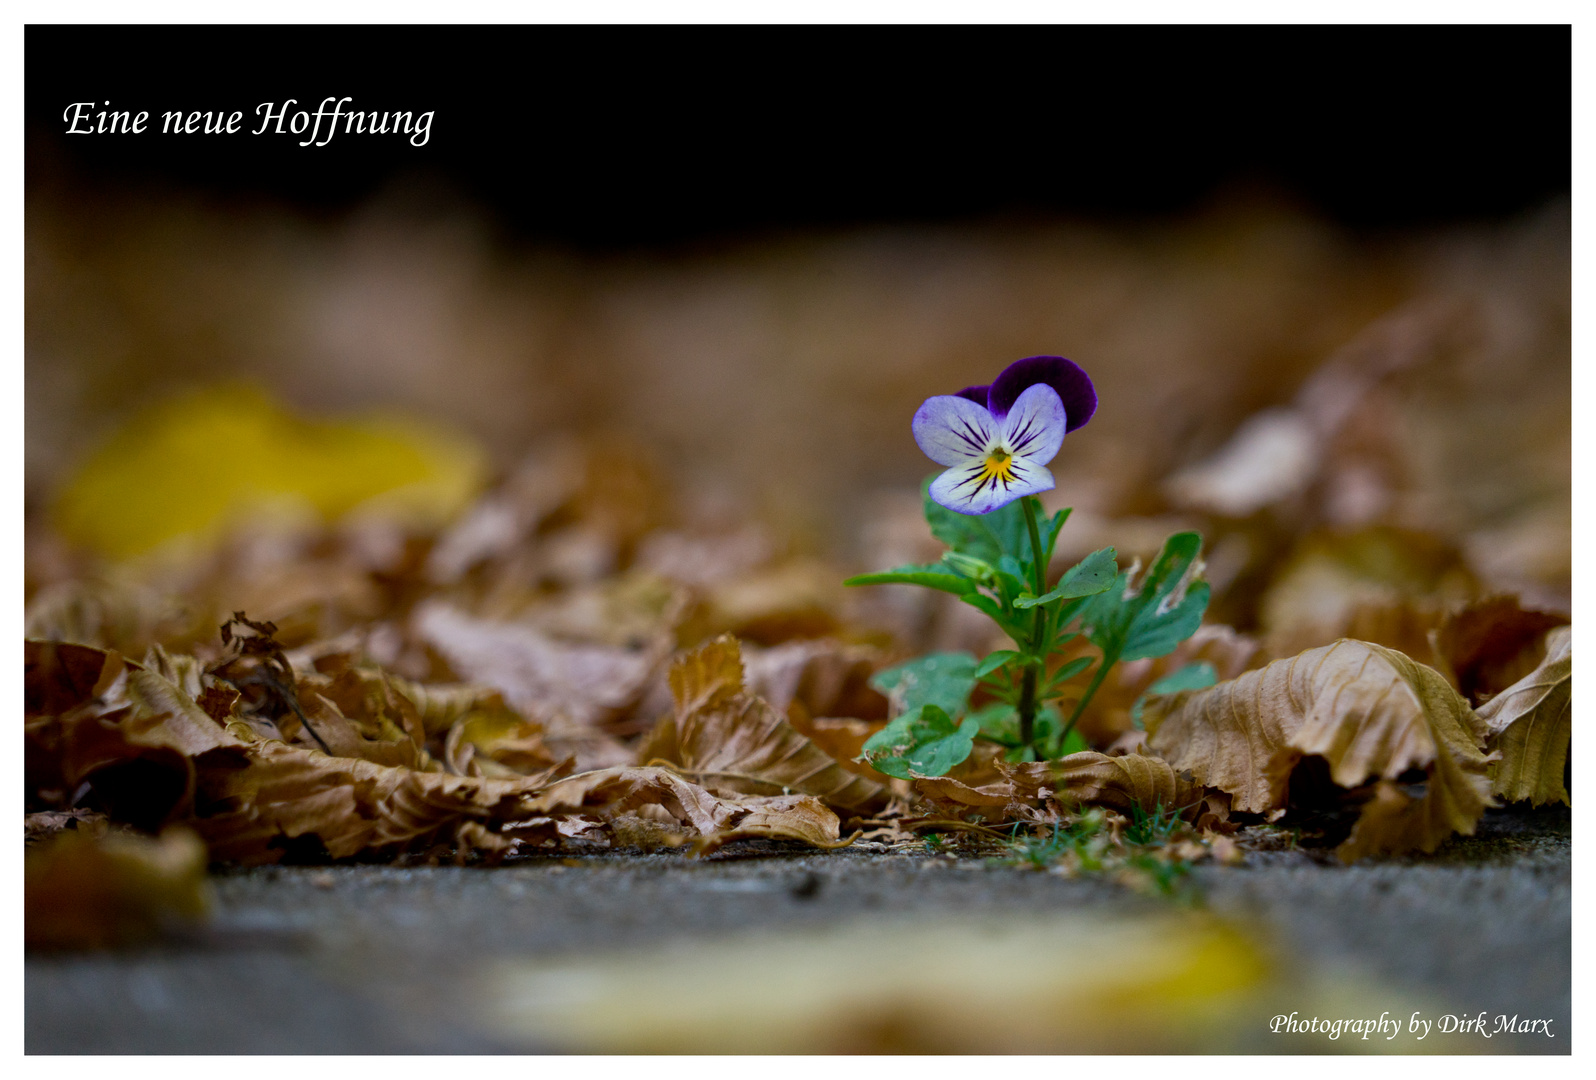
[26,24,1572,249]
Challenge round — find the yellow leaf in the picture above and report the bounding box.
[640,635,888,815]
[1476,626,1570,805]
[26,827,210,950]
[54,383,485,560]
[481,911,1273,1053]
[1144,639,1493,861]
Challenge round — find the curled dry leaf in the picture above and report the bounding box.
[1004,754,1211,821]
[1143,639,1493,861]
[910,774,1029,824]
[740,638,887,719]
[516,764,850,853]
[26,827,210,950]
[1429,596,1569,705]
[28,640,854,862]
[1475,626,1570,806]
[194,733,569,862]
[411,600,654,769]
[907,752,1220,828]
[638,635,888,815]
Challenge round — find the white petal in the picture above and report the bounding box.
[929,457,1055,515]
[1001,455,1057,501]
[913,395,998,467]
[999,383,1066,466]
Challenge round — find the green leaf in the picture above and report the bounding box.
[922,479,1030,564]
[969,701,1019,745]
[1056,726,1089,757]
[860,704,981,779]
[868,652,978,717]
[1148,661,1220,696]
[958,591,1008,625]
[996,554,1032,603]
[1082,532,1210,662]
[974,650,1024,679]
[844,563,977,596]
[924,484,1002,563]
[940,551,996,583]
[1026,703,1089,759]
[984,500,1032,561]
[1014,547,1119,608]
[1121,582,1210,662]
[1042,655,1094,693]
[1045,507,1072,560]
[1130,661,1219,727]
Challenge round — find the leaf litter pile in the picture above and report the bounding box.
[25,207,1570,952]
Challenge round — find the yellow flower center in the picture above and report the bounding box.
[979,447,1016,484]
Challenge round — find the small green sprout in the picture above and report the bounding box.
[1123,800,1187,847]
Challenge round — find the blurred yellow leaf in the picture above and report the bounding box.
[1476,626,1570,806]
[480,912,1272,1053]
[1144,639,1493,861]
[54,383,485,560]
[26,827,210,950]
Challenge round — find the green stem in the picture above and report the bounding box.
[1059,648,1118,746]
[1021,497,1047,596]
[1018,498,1049,754]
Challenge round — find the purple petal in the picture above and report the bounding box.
[912,394,997,467]
[1000,383,1066,466]
[954,384,990,406]
[987,356,1096,433]
[929,456,1056,516]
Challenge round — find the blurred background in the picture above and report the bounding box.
[26,24,1571,660]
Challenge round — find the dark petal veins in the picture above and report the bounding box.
[956,418,988,452]
[954,384,991,406]
[1009,415,1040,453]
[987,356,1096,432]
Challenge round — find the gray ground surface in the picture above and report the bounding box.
[26,805,1570,1055]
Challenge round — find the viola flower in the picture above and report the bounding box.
[912,355,1096,515]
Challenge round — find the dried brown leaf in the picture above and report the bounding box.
[1430,596,1569,705]
[1144,639,1493,860]
[1475,626,1570,805]
[741,638,887,719]
[639,635,888,815]
[684,560,846,645]
[911,775,1016,812]
[442,708,565,780]
[29,640,853,861]
[412,599,662,729]
[386,676,509,737]
[1258,527,1477,659]
[519,764,850,852]
[1005,753,1211,819]
[192,734,566,862]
